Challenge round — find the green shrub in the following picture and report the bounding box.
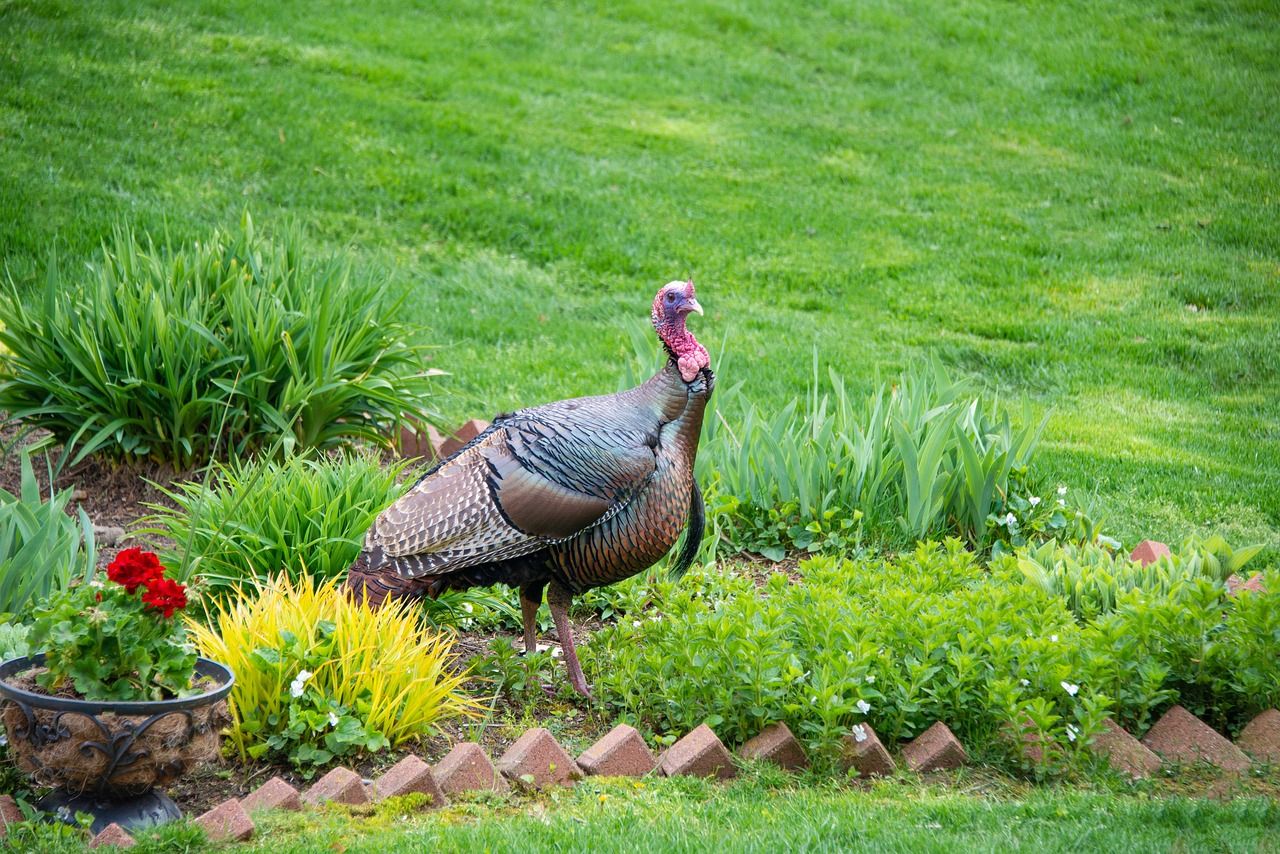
[0,621,31,660]
[0,452,95,620]
[140,450,409,596]
[141,449,514,624]
[1018,535,1265,620]
[0,215,436,467]
[697,356,1050,556]
[576,542,1279,772]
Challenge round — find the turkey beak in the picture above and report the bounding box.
[686,298,703,317]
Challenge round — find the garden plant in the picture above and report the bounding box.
[0,0,1277,850]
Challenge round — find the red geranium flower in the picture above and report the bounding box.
[106,548,165,595]
[141,577,188,619]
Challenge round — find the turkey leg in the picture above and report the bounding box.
[519,582,545,655]
[547,580,593,699]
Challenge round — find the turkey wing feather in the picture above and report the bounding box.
[367,408,661,575]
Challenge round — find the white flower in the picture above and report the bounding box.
[852,724,868,743]
[1066,724,1079,743]
[865,675,875,684]
[463,602,474,614]
[1029,496,1041,507]
[1020,679,1030,687]
[632,620,642,628]
[1057,499,1066,507]
[856,700,872,715]
[1004,513,1017,526]
[1057,486,1067,495]
[289,669,313,698]
[1050,634,1059,643]
[1061,681,1079,697]
[328,712,340,727]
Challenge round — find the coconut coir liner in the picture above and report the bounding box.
[1,668,229,797]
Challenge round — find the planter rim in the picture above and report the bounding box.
[0,653,234,714]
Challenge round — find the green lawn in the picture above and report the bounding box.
[234,775,1280,853]
[2,0,1278,552]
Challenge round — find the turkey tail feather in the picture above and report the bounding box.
[668,480,704,581]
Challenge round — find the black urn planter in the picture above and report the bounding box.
[0,653,234,834]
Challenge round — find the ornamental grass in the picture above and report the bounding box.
[189,575,480,768]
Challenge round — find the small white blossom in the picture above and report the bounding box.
[1061,681,1079,696]
[852,724,868,743]
[1029,496,1041,507]
[1066,724,1079,743]
[1050,634,1059,643]
[328,712,340,727]
[289,669,313,698]
[1057,486,1067,495]
[632,620,642,628]
[856,700,872,715]
[463,602,474,614]
[1004,512,1017,526]
[1057,499,1066,507]
[865,675,875,684]
[1020,679,1030,687]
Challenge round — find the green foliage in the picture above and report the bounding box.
[0,452,95,618]
[0,215,436,467]
[579,543,1279,770]
[1018,535,1265,620]
[473,636,560,709]
[1076,568,1280,734]
[701,357,1049,556]
[27,551,196,702]
[141,450,410,595]
[0,813,210,854]
[0,621,31,660]
[189,576,480,773]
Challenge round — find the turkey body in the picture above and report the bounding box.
[346,334,714,696]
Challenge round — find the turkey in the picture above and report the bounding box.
[346,280,713,697]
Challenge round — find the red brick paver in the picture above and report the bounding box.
[900,722,968,773]
[435,742,509,794]
[660,723,737,780]
[739,722,809,772]
[577,723,657,777]
[194,798,255,842]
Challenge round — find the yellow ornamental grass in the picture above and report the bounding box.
[189,575,481,760]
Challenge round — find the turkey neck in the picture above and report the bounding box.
[630,359,714,455]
